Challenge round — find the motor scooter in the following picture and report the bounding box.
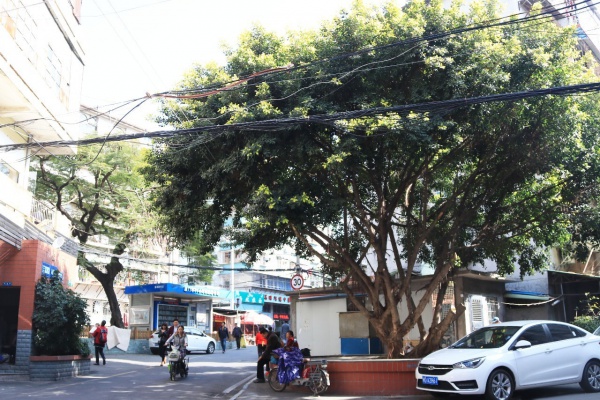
[167,347,188,381]
[267,349,330,395]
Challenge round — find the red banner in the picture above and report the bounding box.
[214,314,226,322]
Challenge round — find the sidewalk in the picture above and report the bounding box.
[229,362,434,400]
[0,353,436,400]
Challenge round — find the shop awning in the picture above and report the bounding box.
[241,310,274,325]
[125,283,227,301]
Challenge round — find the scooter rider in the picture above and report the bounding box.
[165,325,188,368]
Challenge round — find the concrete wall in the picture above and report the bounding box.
[0,240,77,330]
[84,338,150,355]
[295,297,346,356]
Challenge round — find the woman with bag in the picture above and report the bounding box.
[91,320,107,366]
[166,325,188,363]
[158,323,169,366]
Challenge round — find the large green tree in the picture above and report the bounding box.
[144,0,600,357]
[33,141,159,328]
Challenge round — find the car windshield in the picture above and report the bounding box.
[594,326,600,336]
[450,326,521,349]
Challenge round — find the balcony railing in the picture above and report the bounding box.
[29,197,56,228]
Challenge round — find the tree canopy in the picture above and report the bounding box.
[33,141,159,327]
[144,0,600,356]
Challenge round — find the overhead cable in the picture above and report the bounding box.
[2,80,600,152]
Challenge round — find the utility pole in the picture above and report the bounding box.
[230,241,235,309]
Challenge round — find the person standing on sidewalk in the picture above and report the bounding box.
[91,320,108,365]
[256,327,267,357]
[218,322,229,353]
[280,321,290,343]
[254,331,281,383]
[232,323,242,350]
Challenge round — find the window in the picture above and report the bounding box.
[346,296,365,312]
[14,2,37,64]
[0,161,19,182]
[518,325,549,346]
[259,275,291,291]
[0,1,18,37]
[45,45,61,95]
[487,297,499,323]
[547,323,585,341]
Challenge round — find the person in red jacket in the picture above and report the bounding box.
[283,330,299,351]
[256,327,268,357]
[91,320,108,365]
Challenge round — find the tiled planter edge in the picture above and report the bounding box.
[326,358,421,396]
[29,354,92,381]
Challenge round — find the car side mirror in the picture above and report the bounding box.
[513,340,531,350]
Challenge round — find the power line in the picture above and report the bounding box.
[3,80,600,152]
[5,0,595,132]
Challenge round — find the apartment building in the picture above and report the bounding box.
[0,0,84,377]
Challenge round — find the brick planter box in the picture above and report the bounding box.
[29,355,91,381]
[326,358,421,396]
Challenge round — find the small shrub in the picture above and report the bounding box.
[571,315,600,333]
[32,271,90,356]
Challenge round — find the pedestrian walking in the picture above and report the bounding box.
[158,323,169,366]
[167,318,180,336]
[91,320,108,365]
[218,322,229,353]
[232,323,242,350]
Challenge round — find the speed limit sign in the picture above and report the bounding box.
[290,274,304,290]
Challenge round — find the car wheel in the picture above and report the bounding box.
[150,347,159,355]
[580,360,600,392]
[207,342,215,354]
[485,368,514,400]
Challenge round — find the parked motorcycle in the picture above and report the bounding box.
[267,348,330,395]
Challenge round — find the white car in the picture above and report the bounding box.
[149,326,216,355]
[416,320,600,400]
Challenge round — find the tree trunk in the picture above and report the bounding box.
[78,245,127,329]
[97,272,125,328]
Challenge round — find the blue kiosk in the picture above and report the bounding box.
[125,283,228,333]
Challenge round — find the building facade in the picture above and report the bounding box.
[0,0,85,378]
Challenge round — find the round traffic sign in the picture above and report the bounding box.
[290,274,304,290]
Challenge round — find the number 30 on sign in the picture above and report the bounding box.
[290,274,304,290]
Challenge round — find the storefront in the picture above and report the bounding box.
[124,283,227,333]
[259,290,291,330]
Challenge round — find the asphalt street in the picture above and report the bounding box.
[0,348,597,400]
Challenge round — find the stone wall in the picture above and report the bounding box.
[29,355,91,381]
[0,330,32,380]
